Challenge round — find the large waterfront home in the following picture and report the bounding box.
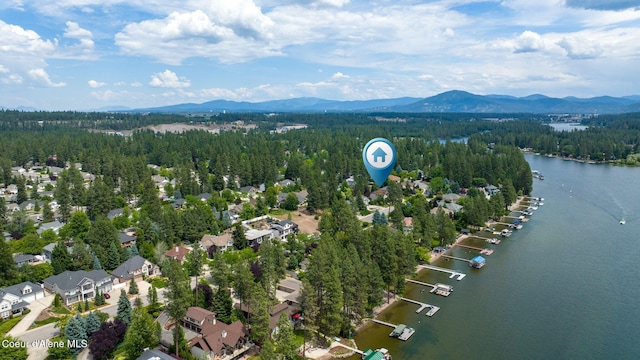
[42,270,113,305]
[188,309,252,360]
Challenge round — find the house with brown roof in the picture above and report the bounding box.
[200,233,234,253]
[234,302,300,334]
[188,307,252,360]
[183,306,215,333]
[164,245,191,263]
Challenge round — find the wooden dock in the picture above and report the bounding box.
[441,255,472,263]
[453,243,493,255]
[372,319,397,328]
[469,235,493,241]
[418,264,466,280]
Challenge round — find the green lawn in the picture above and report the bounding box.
[31,316,59,328]
[50,306,72,315]
[0,317,21,335]
[150,277,168,289]
[293,330,306,348]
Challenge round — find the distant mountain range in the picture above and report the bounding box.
[4,91,640,114]
[129,91,640,114]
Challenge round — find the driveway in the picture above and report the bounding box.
[7,293,55,337]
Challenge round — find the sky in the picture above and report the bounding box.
[1,0,640,111]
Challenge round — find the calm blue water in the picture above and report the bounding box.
[548,123,588,132]
[354,154,640,360]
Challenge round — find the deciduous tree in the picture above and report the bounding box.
[122,307,161,360]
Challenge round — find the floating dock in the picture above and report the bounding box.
[425,306,440,316]
[430,283,453,297]
[418,264,466,280]
[398,327,415,341]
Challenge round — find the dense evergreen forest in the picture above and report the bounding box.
[0,109,638,354]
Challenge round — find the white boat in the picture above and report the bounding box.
[620,219,626,225]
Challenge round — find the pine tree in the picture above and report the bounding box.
[42,201,54,222]
[274,312,297,359]
[85,312,101,335]
[53,294,61,308]
[116,289,132,326]
[0,239,19,286]
[212,287,233,324]
[16,176,28,204]
[130,243,139,256]
[147,285,158,306]
[164,260,192,358]
[54,176,72,222]
[64,315,87,354]
[51,240,72,275]
[106,241,121,270]
[94,290,105,306]
[128,280,139,295]
[122,307,161,360]
[232,224,247,250]
[84,299,90,312]
[92,252,102,270]
[248,283,271,345]
[260,339,277,360]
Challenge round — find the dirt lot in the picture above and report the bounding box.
[275,209,321,235]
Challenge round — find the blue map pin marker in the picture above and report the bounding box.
[363,137,396,187]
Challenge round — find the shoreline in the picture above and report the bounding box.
[350,195,531,353]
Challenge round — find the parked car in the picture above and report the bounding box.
[104,293,110,299]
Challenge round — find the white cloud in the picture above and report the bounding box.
[115,1,279,64]
[88,79,105,88]
[1,74,24,85]
[0,64,8,73]
[514,31,547,53]
[331,72,349,79]
[28,68,66,87]
[64,21,92,39]
[0,20,55,56]
[131,82,143,88]
[557,36,603,59]
[149,69,191,88]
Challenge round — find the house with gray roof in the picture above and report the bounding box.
[42,270,113,305]
[13,253,38,266]
[107,208,124,220]
[136,349,175,360]
[118,232,136,248]
[0,281,45,319]
[37,220,65,235]
[271,220,298,241]
[111,255,160,285]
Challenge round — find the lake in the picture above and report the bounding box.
[352,154,640,359]
[548,123,588,132]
